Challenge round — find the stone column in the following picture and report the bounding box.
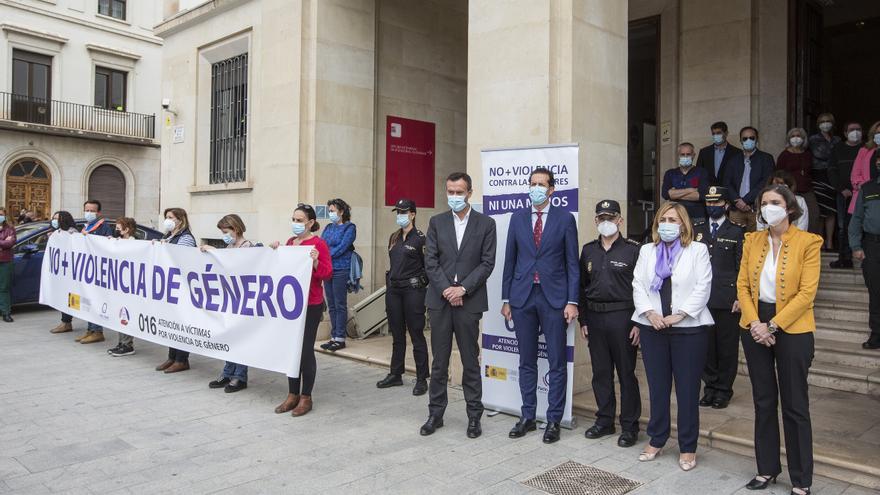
[466,0,628,396]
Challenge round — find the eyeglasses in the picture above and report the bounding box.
[297,203,315,212]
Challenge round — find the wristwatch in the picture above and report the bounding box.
[768,321,779,334]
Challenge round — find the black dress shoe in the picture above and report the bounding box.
[420,415,444,436]
[509,418,537,438]
[543,422,561,444]
[224,379,247,393]
[711,397,730,409]
[584,424,616,439]
[617,431,638,448]
[829,259,853,269]
[412,379,428,396]
[209,377,231,389]
[2,314,13,323]
[745,475,777,490]
[376,374,403,388]
[863,341,880,350]
[699,394,714,407]
[467,418,482,439]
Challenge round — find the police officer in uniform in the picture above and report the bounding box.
[694,186,745,408]
[579,200,642,448]
[850,160,880,350]
[377,199,431,395]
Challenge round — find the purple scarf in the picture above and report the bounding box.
[651,239,682,292]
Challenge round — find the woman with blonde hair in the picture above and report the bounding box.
[738,184,821,495]
[631,202,713,471]
[849,121,880,215]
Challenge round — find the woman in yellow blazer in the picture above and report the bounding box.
[736,183,822,495]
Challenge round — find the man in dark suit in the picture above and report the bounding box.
[696,121,742,186]
[694,186,745,409]
[421,172,497,439]
[501,167,579,444]
[723,126,776,231]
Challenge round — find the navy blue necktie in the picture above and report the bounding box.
[711,222,719,239]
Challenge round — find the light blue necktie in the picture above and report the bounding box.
[739,157,752,199]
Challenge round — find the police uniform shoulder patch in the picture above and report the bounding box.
[416,229,426,237]
[693,220,706,227]
[625,238,641,246]
[696,232,704,242]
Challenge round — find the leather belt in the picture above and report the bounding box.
[586,301,634,313]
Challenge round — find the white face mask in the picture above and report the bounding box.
[162,218,177,233]
[847,130,862,143]
[789,136,804,148]
[761,204,788,227]
[819,122,833,133]
[597,220,619,237]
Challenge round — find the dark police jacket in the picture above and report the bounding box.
[577,235,640,324]
[694,218,745,309]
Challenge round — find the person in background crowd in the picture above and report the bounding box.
[502,167,579,444]
[48,211,79,334]
[106,217,139,357]
[849,156,880,350]
[828,122,863,269]
[76,200,115,344]
[19,210,34,224]
[377,199,430,395]
[320,198,356,352]
[849,121,880,218]
[662,142,710,224]
[808,113,841,249]
[760,171,809,232]
[632,202,713,472]
[154,208,197,373]
[0,208,15,323]
[697,121,743,186]
[201,214,255,392]
[737,184,821,495]
[421,172,496,439]
[578,200,642,448]
[777,128,819,233]
[725,127,776,232]
[272,204,332,417]
[17,208,27,225]
[694,186,745,410]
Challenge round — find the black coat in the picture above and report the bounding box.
[694,218,745,309]
[696,143,742,186]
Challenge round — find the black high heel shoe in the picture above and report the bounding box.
[745,475,777,490]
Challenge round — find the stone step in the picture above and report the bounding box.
[738,357,880,396]
[816,283,869,304]
[814,300,869,324]
[813,337,880,369]
[815,317,872,344]
[819,268,864,286]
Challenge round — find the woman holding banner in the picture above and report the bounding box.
[0,207,15,323]
[49,211,79,334]
[271,204,332,417]
[106,217,139,357]
[155,208,198,374]
[202,214,255,393]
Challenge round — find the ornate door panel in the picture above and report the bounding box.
[5,159,52,221]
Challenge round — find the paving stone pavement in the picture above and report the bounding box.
[0,308,874,495]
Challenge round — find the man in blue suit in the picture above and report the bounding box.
[723,126,776,231]
[501,167,580,444]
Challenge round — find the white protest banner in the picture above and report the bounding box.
[480,143,579,428]
[40,232,314,377]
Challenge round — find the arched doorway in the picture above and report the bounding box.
[87,164,126,219]
[5,159,51,221]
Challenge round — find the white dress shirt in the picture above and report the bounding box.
[452,207,471,249]
[531,204,550,230]
[759,236,780,303]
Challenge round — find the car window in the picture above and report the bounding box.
[14,232,49,255]
[134,228,147,240]
[14,222,47,238]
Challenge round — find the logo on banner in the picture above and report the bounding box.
[390,122,402,138]
[99,302,110,321]
[119,307,130,326]
[485,365,508,381]
[68,292,80,310]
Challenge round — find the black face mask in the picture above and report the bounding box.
[113,230,122,238]
[706,206,727,220]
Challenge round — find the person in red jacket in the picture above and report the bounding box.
[271,203,332,417]
[0,207,16,322]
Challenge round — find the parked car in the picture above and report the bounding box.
[12,220,163,305]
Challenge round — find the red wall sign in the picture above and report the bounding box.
[385,116,435,208]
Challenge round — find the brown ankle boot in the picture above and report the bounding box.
[274,394,300,414]
[164,362,190,373]
[80,332,105,344]
[50,322,73,334]
[155,359,175,371]
[291,396,312,417]
[75,331,93,342]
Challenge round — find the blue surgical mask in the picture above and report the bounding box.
[706,206,726,220]
[678,156,693,168]
[712,133,725,145]
[874,133,880,146]
[291,222,306,236]
[447,195,467,213]
[222,233,235,245]
[84,211,98,223]
[529,185,549,206]
[396,213,411,228]
[658,222,681,242]
[0,216,6,224]
[51,219,59,229]
[742,137,757,151]
[329,211,340,223]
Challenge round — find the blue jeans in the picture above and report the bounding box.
[88,322,103,333]
[324,269,349,341]
[221,362,248,382]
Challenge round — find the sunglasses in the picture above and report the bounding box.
[296,203,315,212]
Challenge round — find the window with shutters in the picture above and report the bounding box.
[87,165,126,219]
[209,53,248,184]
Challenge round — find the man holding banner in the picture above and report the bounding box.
[501,167,580,444]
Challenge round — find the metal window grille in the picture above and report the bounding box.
[209,53,248,184]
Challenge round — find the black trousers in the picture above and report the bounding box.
[61,312,72,323]
[288,303,324,396]
[428,305,483,420]
[741,302,814,488]
[702,308,741,401]
[386,286,429,379]
[584,309,640,432]
[168,348,189,363]
[863,236,880,345]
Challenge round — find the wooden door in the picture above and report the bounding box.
[5,159,52,221]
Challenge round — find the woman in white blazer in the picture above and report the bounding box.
[632,202,713,471]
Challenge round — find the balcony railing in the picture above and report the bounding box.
[0,91,155,140]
